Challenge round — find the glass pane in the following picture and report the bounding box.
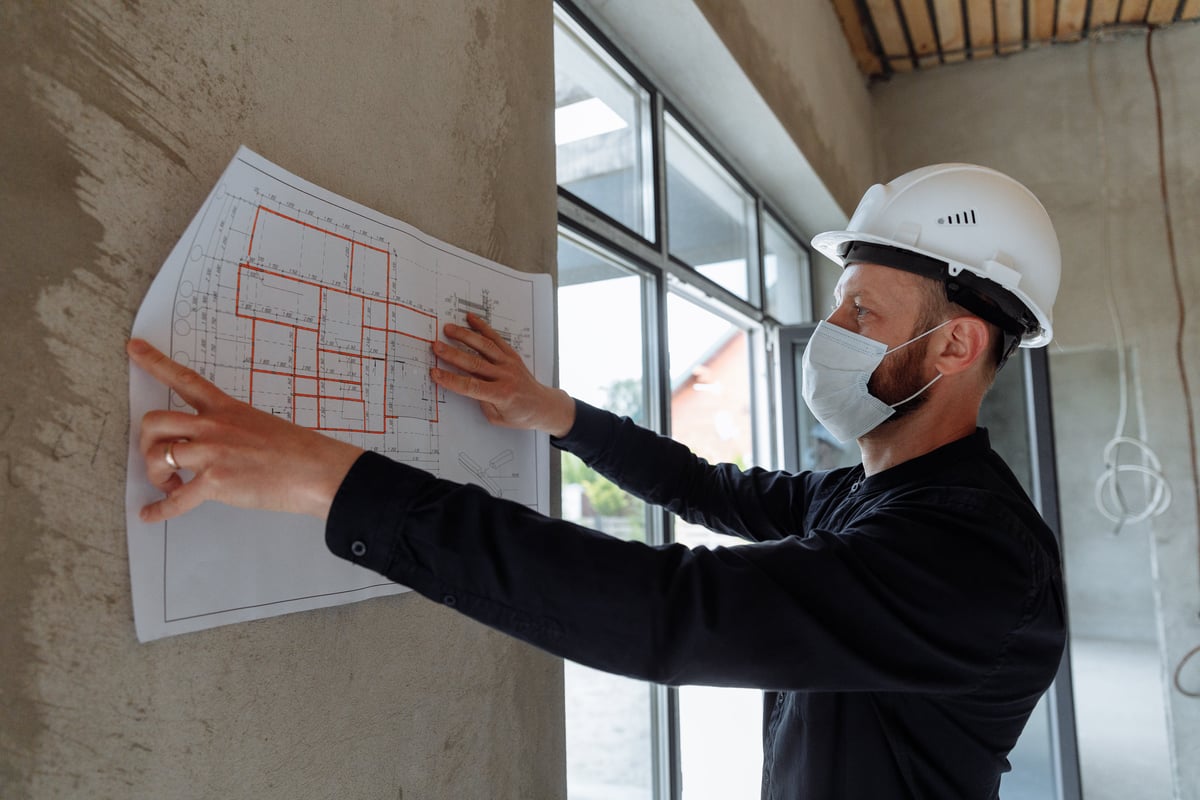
[763,214,810,325]
[554,9,653,238]
[666,291,763,798]
[558,233,654,800]
[665,115,757,302]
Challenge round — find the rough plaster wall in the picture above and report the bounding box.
[692,0,876,216]
[0,2,565,798]
[872,24,1200,798]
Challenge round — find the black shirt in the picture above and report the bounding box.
[326,400,1065,799]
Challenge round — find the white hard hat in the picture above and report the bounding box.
[811,163,1060,348]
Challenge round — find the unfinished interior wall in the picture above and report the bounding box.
[873,24,1200,799]
[693,0,876,217]
[0,1,564,798]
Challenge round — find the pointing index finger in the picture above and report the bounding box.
[127,339,221,411]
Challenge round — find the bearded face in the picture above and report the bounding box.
[867,326,936,422]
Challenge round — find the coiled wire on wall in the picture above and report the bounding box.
[1091,379,1172,529]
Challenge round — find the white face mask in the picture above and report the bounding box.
[801,319,950,443]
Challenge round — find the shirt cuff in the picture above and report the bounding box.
[325,450,426,577]
[550,398,612,451]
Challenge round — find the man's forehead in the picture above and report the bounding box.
[834,262,926,297]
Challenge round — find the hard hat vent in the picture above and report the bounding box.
[938,209,978,225]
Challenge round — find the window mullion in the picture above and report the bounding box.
[648,86,681,800]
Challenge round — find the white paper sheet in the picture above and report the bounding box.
[126,147,553,642]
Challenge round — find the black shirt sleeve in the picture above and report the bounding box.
[553,400,812,543]
[325,450,1046,693]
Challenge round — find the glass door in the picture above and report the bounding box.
[776,325,1082,799]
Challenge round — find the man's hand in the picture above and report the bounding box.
[431,313,575,438]
[128,339,363,523]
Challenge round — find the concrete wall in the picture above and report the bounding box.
[679,0,874,309]
[1,2,564,798]
[693,0,877,216]
[873,24,1200,798]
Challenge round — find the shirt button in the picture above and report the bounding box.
[350,541,367,557]
[443,594,457,607]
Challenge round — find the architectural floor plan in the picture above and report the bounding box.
[127,147,552,641]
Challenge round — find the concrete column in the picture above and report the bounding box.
[0,1,564,797]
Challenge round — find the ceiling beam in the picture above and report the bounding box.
[966,0,996,58]
[831,0,885,74]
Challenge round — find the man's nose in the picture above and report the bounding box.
[825,303,854,330]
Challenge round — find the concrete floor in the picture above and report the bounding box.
[1071,637,1173,800]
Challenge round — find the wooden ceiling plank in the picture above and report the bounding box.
[931,0,966,56]
[1119,0,1153,23]
[899,0,940,56]
[1090,0,1122,28]
[1147,0,1179,23]
[831,0,885,75]
[1028,0,1056,40]
[996,0,1025,48]
[866,0,916,65]
[966,0,995,56]
[1056,0,1089,40]
[1183,0,1200,19]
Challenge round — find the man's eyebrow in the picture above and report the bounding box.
[833,286,880,303]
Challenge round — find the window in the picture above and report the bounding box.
[667,291,755,550]
[763,212,811,325]
[554,6,654,239]
[553,4,817,798]
[665,114,758,303]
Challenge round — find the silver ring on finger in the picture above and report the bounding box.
[164,440,181,471]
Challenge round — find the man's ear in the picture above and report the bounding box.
[933,316,991,377]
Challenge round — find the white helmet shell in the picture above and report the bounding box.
[811,163,1060,347]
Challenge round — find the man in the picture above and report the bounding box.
[131,163,1066,799]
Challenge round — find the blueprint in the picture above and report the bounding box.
[126,147,552,642]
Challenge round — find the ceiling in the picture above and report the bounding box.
[831,0,1200,78]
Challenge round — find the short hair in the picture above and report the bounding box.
[915,276,1005,385]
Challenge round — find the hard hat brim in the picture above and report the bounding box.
[810,230,1052,348]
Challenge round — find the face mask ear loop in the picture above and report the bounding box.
[887,372,943,410]
[883,318,953,356]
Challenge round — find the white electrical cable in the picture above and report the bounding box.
[1087,34,1172,535]
[1094,437,1172,527]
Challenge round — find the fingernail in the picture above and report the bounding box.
[128,339,149,354]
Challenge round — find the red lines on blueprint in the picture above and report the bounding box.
[235,206,438,433]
